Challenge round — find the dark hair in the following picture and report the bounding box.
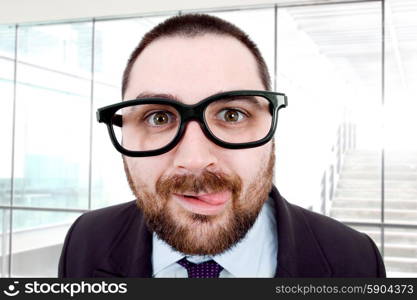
[121,14,271,97]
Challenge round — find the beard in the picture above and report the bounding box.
[123,145,275,256]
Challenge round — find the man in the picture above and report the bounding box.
[58,14,385,278]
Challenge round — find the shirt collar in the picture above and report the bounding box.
[152,235,183,275]
[152,197,277,277]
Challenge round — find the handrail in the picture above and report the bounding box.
[320,119,356,215]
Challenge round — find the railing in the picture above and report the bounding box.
[320,120,356,215]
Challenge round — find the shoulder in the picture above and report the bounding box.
[58,200,140,277]
[75,200,138,230]
[297,205,368,244]
[66,200,139,247]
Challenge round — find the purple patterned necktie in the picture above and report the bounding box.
[177,257,223,278]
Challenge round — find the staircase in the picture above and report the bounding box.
[330,150,417,277]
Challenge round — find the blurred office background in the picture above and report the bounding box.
[0,0,416,277]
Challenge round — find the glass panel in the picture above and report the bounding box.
[207,8,275,87]
[13,23,92,209]
[0,209,11,277]
[18,23,92,75]
[0,25,16,59]
[275,2,382,220]
[92,16,170,209]
[10,209,81,277]
[384,228,417,277]
[0,25,15,207]
[385,0,417,225]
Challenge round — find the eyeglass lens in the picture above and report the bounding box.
[111,95,272,152]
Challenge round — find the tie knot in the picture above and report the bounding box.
[177,257,223,278]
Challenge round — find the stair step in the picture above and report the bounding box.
[340,171,417,180]
[375,243,417,258]
[340,217,417,226]
[344,150,417,159]
[335,190,417,199]
[387,271,417,277]
[337,179,417,190]
[331,208,417,220]
[343,157,417,164]
[332,198,417,210]
[383,257,417,273]
[340,217,417,224]
[341,165,417,173]
[343,158,417,163]
[343,158,417,164]
[335,150,417,275]
[362,230,417,244]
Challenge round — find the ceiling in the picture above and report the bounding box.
[284,0,417,101]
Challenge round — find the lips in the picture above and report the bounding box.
[181,191,229,205]
[173,191,231,215]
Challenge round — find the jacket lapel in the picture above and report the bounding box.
[271,186,332,277]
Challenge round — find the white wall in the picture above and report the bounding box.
[0,0,367,24]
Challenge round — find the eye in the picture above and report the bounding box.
[146,111,176,126]
[216,109,247,123]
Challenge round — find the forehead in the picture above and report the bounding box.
[124,34,264,103]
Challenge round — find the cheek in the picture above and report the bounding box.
[220,145,271,184]
[126,156,171,190]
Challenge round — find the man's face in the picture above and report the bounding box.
[123,34,274,255]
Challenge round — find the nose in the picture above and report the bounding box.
[173,121,218,174]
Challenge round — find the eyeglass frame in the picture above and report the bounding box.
[97,90,288,157]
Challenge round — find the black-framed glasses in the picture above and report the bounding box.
[97,90,287,157]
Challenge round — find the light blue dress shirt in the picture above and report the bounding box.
[152,197,278,277]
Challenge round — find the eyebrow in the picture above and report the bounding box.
[215,95,264,109]
[135,92,182,102]
[133,92,264,108]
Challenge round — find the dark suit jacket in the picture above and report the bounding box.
[58,185,386,277]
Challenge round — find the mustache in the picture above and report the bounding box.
[155,171,242,198]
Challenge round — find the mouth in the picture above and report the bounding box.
[172,191,231,215]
